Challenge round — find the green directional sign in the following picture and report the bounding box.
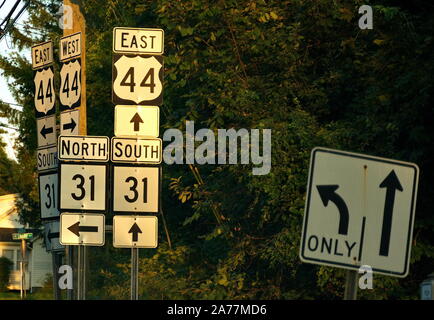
[12,233,33,240]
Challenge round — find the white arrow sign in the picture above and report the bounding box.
[60,213,105,246]
[300,147,419,277]
[60,109,80,135]
[113,216,158,248]
[37,115,57,148]
[43,220,64,252]
[114,105,159,137]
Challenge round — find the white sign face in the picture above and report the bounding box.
[60,213,105,246]
[58,135,110,162]
[37,115,57,148]
[113,27,164,55]
[60,109,80,135]
[37,146,58,172]
[60,32,81,61]
[114,105,159,137]
[32,41,53,69]
[112,54,163,105]
[113,166,160,214]
[60,163,107,212]
[60,59,81,110]
[34,66,55,118]
[111,137,162,164]
[300,147,419,277]
[44,220,64,252]
[39,171,59,219]
[113,216,158,248]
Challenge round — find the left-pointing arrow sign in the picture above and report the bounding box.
[316,185,349,235]
[68,221,99,237]
[40,125,54,139]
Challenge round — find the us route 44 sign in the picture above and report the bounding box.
[34,66,55,118]
[60,59,81,111]
[112,54,163,106]
[300,147,419,277]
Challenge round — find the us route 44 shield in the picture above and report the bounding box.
[112,54,163,106]
[300,147,419,277]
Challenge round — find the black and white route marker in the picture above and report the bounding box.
[300,147,419,277]
[113,216,158,248]
[60,213,105,246]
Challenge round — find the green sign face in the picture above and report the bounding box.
[12,233,33,240]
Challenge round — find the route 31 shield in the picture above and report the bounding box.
[34,66,55,118]
[112,54,163,106]
[60,59,81,111]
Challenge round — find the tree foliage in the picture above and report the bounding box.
[0,0,433,299]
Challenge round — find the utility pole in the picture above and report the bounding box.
[62,0,87,300]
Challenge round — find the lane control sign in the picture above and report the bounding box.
[300,147,419,277]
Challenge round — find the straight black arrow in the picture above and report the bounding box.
[68,221,99,237]
[130,113,143,132]
[128,223,142,242]
[40,125,53,139]
[63,118,76,132]
[379,170,403,257]
[317,185,349,235]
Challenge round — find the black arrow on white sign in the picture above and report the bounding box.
[40,125,54,139]
[63,118,77,132]
[379,170,403,257]
[317,185,349,235]
[128,223,142,242]
[68,221,99,237]
[130,113,143,132]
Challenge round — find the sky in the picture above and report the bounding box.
[0,0,32,161]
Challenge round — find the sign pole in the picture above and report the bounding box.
[21,239,26,299]
[343,269,358,300]
[131,247,139,300]
[63,0,87,300]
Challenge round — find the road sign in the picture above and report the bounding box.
[59,163,107,212]
[12,233,33,240]
[58,135,110,162]
[112,165,160,214]
[111,137,162,164]
[113,27,164,55]
[60,109,80,135]
[37,146,58,172]
[60,213,105,246]
[32,41,53,70]
[60,32,81,62]
[114,105,159,137]
[60,59,81,111]
[38,171,59,219]
[113,216,158,248]
[34,66,55,118]
[112,54,163,106]
[43,220,64,252]
[300,147,419,277]
[37,115,57,148]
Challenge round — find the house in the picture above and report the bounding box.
[0,194,52,291]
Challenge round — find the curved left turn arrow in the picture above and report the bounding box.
[316,185,349,235]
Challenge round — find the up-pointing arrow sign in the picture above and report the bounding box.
[130,113,143,132]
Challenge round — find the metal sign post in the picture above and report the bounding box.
[344,270,358,300]
[131,248,139,300]
[20,239,26,299]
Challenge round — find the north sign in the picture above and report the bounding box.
[300,147,419,277]
[58,135,110,162]
[111,137,162,164]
